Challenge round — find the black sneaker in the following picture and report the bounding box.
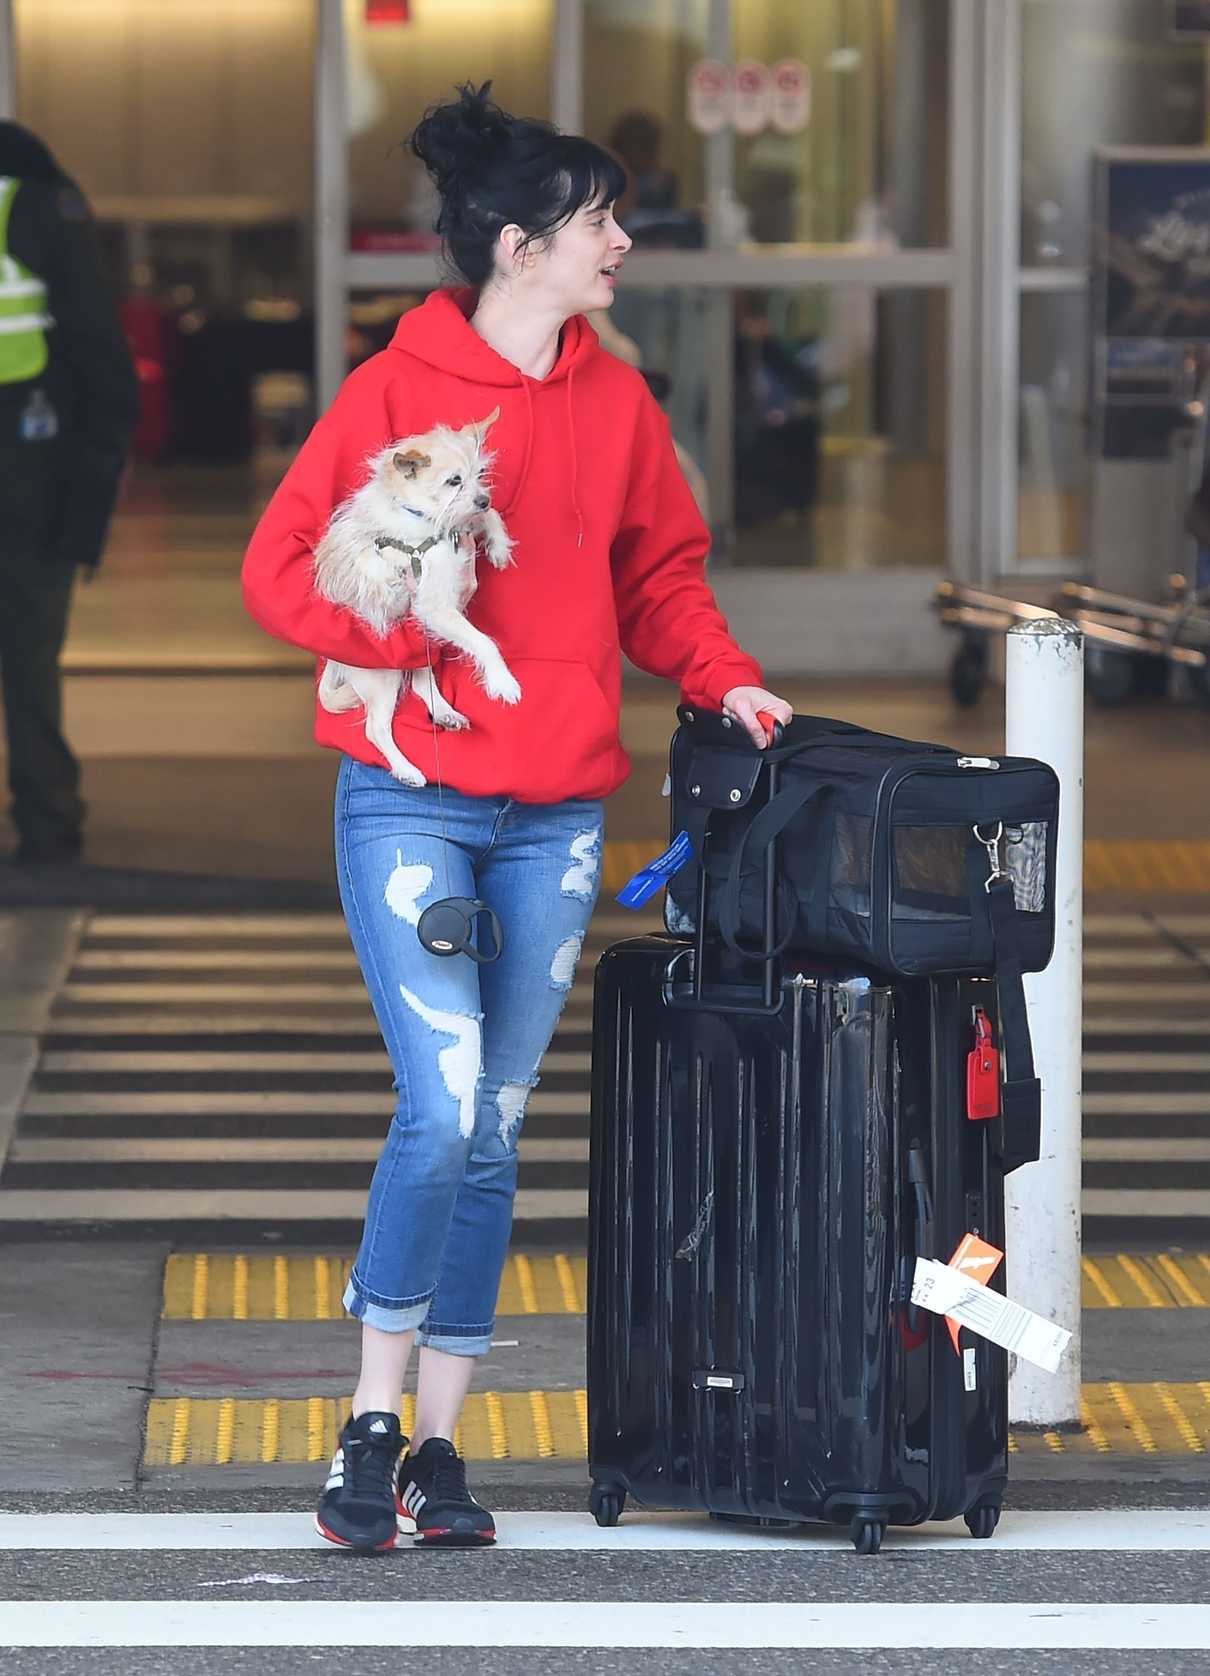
[315,1410,405,1551]
[395,1436,497,1547]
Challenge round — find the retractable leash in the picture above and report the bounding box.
[384,533,503,966]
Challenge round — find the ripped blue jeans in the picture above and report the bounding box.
[335,755,603,1355]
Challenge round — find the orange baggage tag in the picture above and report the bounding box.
[945,1233,1005,1354]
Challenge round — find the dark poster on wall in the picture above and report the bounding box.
[1170,1,1210,39]
[1100,153,1210,342]
[1094,150,1210,455]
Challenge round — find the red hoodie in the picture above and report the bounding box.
[241,286,763,803]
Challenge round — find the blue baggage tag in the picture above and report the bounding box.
[616,830,694,909]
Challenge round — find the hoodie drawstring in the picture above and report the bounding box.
[515,378,536,511]
[504,362,584,552]
[566,366,583,549]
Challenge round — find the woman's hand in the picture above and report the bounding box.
[721,686,795,748]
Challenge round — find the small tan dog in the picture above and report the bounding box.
[312,408,520,785]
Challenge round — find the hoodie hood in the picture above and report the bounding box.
[389,287,600,546]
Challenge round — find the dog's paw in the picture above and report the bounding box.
[387,760,427,786]
[483,667,522,705]
[487,538,515,570]
[434,707,470,731]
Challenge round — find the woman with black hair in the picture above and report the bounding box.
[0,122,137,864]
[243,81,791,1552]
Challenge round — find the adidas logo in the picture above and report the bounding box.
[368,1419,390,1435]
[400,1481,427,1517]
[324,1447,344,1491]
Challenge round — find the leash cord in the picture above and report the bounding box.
[423,630,453,901]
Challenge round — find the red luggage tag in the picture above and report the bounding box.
[966,1008,1000,1121]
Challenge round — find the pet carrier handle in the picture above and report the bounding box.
[668,723,786,1015]
[717,779,835,960]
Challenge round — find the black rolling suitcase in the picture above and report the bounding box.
[586,936,1009,1552]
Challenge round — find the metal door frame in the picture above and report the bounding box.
[314,0,978,582]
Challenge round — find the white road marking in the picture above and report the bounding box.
[1083,1189,1210,1217]
[38,1050,592,1075]
[59,982,596,1006]
[1084,1093,1210,1115]
[0,1188,589,1222]
[1083,1053,1210,1073]
[72,949,364,970]
[1082,1137,1210,1162]
[21,1091,590,1117]
[1081,948,1197,969]
[9,1136,591,1165]
[5,1599,1210,1650]
[1,1509,1208,1552]
[1083,1017,1209,1037]
[43,1009,593,1036]
[1083,984,1210,1004]
[83,914,659,940]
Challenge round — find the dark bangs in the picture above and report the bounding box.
[537,135,628,234]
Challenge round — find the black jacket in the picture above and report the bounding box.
[0,174,138,570]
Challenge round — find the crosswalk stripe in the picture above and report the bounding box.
[29,1049,1201,1076]
[37,1049,592,1075]
[5,1186,1206,1225]
[13,1136,1210,1167]
[1082,983,1210,1003]
[58,981,598,1005]
[83,913,660,939]
[4,1597,1210,1649]
[21,1090,590,1117]
[1083,1016,1210,1036]
[10,1136,591,1165]
[0,1188,588,1222]
[1,1508,1208,1552]
[1083,1189,1210,1217]
[10,901,1209,1242]
[1084,1093,1210,1115]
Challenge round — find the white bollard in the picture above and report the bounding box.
[1004,618,1084,1428]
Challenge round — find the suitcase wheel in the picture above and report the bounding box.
[964,1502,1001,1541]
[848,1515,885,1556]
[590,1485,626,1527]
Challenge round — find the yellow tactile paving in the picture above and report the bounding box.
[162,1251,588,1321]
[615,837,1210,895]
[1084,838,1210,893]
[1080,1254,1210,1308]
[165,1253,1206,1313]
[142,1382,1210,1468]
[164,1252,1209,1318]
[144,1389,589,1469]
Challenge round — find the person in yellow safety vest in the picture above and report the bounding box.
[0,123,137,867]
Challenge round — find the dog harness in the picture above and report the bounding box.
[374,529,461,580]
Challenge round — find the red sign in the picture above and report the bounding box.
[366,1,410,22]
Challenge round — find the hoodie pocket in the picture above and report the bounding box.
[498,656,619,798]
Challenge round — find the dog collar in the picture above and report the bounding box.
[375,530,460,579]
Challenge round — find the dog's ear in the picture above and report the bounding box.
[392,450,431,479]
[467,406,501,440]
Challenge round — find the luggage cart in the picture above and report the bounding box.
[933,580,1209,708]
[932,582,1059,707]
[1055,581,1210,706]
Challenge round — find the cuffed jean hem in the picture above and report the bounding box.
[342,1280,431,1334]
[415,1326,495,1357]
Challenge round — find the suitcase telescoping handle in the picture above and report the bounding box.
[666,712,785,1016]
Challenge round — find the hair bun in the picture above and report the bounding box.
[410,80,511,200]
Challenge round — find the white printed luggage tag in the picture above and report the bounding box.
[912,1256,1073,1374]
